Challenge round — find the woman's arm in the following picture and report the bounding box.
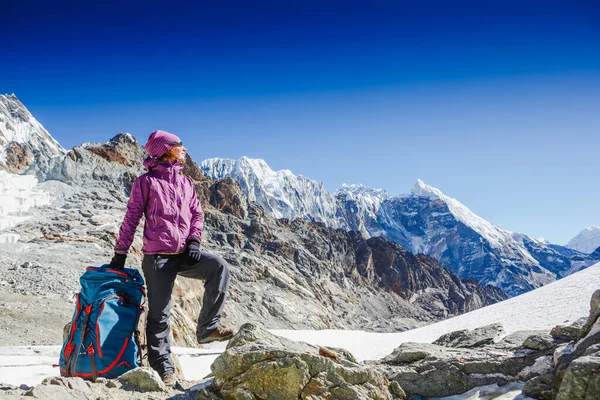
[114,177,148,254]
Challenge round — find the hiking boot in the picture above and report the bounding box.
[161,372,177,388]
[197,325,235,344]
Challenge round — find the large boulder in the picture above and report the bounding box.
[551,320,585,343]
[432,323,504,348]
[211,323,398,399]
[556,290,600,373]
[119,367,166,392]
[379,336,552,398]
[557,354,600,400]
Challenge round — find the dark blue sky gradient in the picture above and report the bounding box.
[2,0,600,243]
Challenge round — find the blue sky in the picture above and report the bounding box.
[3,0,599,244]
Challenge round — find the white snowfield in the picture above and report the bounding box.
[274,261,600,361]
[2,261,599,395]
[0,171,50,241]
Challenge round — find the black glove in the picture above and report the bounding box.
[186,239,201,265]
[109,253,127,269]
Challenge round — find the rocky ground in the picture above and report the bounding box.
[3,289,600,399]
[0,291,72,346]
[0,370,213,400]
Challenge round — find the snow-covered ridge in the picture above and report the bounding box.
[335,183,393,223]
[567,226,600,254]
[336,183,392,200]
[412,179,513,250]
[411,179,542,267]
[0,94,65,166]
[201,156,346,227]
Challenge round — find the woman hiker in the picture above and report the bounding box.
[109,130,234,387]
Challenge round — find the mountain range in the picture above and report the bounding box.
[201,157,597,296]
[0,94,510,344]
[2,93,597,300]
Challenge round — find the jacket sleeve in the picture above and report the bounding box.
[114,177,148,254]
[187,179,204,243]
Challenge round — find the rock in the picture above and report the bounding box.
[551,324,583,343]
[557,355,600,399]
[19,384,31,390]
[380,340,544,398]
[389,381,406,399]
[580,290,600,338]
[104,380,120,389]
[518,356,555,381]
[59,377,89,393]
[496,330,550,351]
[4,142,34,174]
[584,343,600,356]
[381,342,447,364]
[432,323,504,348]
[119,367,166,392]
[209,178,248,219]
[0,384,17,390]
[523,334,557,351]
[38,377,93,398]
[211,323,392,399]
[557,316,600,371]
[523,374,558,400]
[23,384,85,399]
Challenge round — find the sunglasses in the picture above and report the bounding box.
[165,141,184,146]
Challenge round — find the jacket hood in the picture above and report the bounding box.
[145,130,181,158]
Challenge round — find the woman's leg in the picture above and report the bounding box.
[178,251,230,340]
[142,254,179,376]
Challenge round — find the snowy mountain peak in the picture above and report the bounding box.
[0,94,66,174]
[237,155,274,174]
[567,226,600,254]
[111,132,137,144]
[411,179,522,252]
[411,178,444,199]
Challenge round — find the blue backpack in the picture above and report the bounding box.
[59,266,146,380]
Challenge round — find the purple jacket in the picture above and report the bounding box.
[114,158,203,255]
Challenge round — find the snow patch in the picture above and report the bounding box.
[0,171,50,231]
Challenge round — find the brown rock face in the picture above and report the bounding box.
[208,178,248,219]
[86,133,143,167]
[4,142,34,173]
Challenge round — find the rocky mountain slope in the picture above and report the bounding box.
[567,225,600,254]
[202,157,589,296]
[0,95,506,348]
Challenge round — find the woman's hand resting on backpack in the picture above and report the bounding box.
[109,253,127,269]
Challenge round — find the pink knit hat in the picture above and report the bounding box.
[144,130,181,158]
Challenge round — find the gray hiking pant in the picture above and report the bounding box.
[141,251,230,376]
